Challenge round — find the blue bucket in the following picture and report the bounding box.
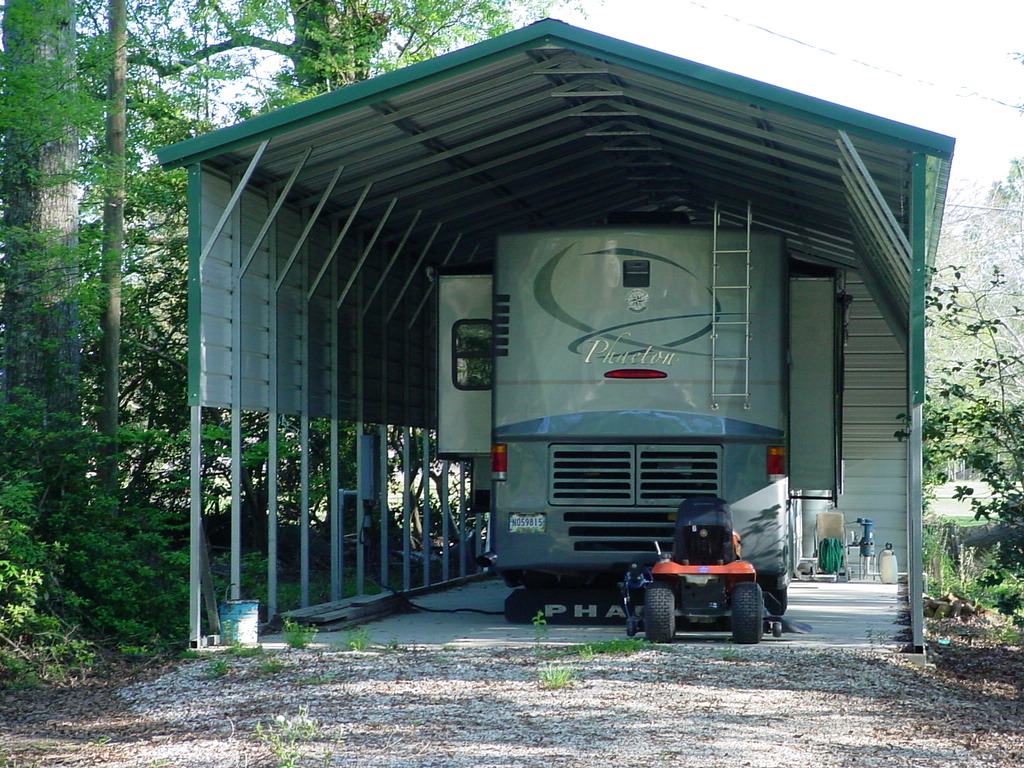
[218,600,260,645]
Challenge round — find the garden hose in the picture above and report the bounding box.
[818,537,844,574]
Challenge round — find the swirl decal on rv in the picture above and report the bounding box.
[532,244,719,360]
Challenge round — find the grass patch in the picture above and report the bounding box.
[537,663,576,689]
[282,618,318,649]
[561,638,648,658]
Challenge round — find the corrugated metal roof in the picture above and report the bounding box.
[159,18,953,299]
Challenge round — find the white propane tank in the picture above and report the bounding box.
[879,543,898,584]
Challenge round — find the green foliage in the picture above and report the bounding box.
[0,397,188,686]
[282,618,318,649]
[926,172,1024,619]
[531,609,548,643]
[342,626,371,651]
[0,0,573,687]
[560,638,647,658]
[537,662,575,689]
[254,706,323,768]
[258,656,287,676]
[925,268,1024,604]
[206,657,230,678]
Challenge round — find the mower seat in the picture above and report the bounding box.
[672,497,738,566]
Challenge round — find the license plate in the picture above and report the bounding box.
[509,513,546,533]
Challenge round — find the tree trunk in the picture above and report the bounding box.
[99,0,127,494]
[0,0,80,414]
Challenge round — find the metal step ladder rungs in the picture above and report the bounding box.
[710,202,752,410]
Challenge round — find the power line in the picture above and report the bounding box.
[685,1,1023,111]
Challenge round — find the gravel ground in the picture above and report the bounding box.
[2,640,1022,768]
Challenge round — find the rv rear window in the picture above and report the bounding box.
[453,320,493,390]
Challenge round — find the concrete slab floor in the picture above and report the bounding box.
[259,576,905,652]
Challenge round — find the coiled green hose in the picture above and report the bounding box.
[818,537,844,574]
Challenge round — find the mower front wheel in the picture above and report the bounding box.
[731,581,764,645]
[644,581,676,643]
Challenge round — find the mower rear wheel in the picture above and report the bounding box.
[763,585,788,616]
[644,581,676,643]
[731,581,764,645]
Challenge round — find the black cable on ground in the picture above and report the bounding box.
[369,577,505,616]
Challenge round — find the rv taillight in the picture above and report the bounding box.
[767,446,786,481]
[492,444,508,481]
[604,369,668,379]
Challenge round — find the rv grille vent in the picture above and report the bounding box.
[548,444,722,507]
[637,445,722,505]
[549,447,634,505]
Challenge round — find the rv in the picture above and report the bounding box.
[438,213,842,617]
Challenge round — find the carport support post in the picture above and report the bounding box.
[422,428,431,586]
[403,426,412,591]
[190,404,203,645]
[230,191,243,602]
[908,154,928,654]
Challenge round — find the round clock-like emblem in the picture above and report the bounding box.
[626,288,649,312]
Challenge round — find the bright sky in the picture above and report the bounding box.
[559,0,1024,186]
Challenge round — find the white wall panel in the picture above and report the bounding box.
[837,275,909,566]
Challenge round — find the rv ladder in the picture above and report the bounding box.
[710,202,752,409]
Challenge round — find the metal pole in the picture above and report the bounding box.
[356,266,368,602]
[299,233,311,607]
[355,420,366,597]
[407,239,473,330]
[230,193,243,601]
[441,458,450,582]
[189,405,203,645]
[363,210,422,315]
[267,216,280,619]
[330,246,342,602]
[379,423,388,590]
[403,426,412,591]
[422,428,431,586]
[458,461,467,578]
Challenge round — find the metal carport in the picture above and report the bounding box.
[158,18,954,651]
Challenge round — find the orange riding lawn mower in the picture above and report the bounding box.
[622,497,803,644]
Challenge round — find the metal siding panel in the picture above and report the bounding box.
[239,189,274,412]
[199,173,235,408]
[306,296,332,418]
[273,210,308,415]
[838,457,908,561]
[844,389,906,408]
[841,272,908,490]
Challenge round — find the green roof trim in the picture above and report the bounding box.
[158,18,954,170]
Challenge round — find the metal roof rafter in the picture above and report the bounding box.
[282,81,578,194]
[369,144,611,223]
[198,140,268,269]
[336,197,398,309]
[239,147,313,279]
[386,222,444,324]
[291,100,602,210]
[307,181,374,300]
[276,161,345,291]
[362,209,423,318]
[339,120,617,215]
